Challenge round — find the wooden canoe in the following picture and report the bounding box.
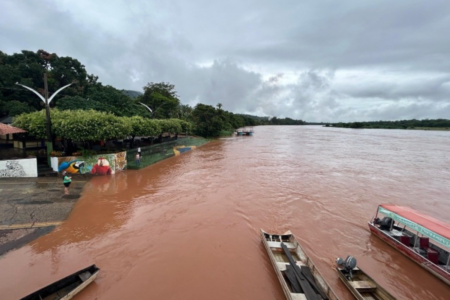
[336,259,396,300]
[20,264,100,300]
[261,229,339,300]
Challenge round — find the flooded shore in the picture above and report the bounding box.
[1,126,449,299]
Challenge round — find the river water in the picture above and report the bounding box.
[1,126,450,299]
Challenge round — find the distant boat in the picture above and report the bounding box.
[20,264,100,300]
[368,204,450,286]
[336,256,396,300]
[261,229,339,300]
[235,127,254,136]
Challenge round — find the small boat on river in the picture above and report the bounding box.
[236,127,254,136]
[261,229,339,300]
[336,256,396,300]
[368,204,450,286]
[20,264,100,300]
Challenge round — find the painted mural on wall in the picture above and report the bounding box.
[173,145,197,156]
[57,151,127,175]
[0,158,38,177]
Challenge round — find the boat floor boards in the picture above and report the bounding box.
[281,242,322,300]
[285,265,303,293]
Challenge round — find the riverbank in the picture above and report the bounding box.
[0,175,91,256]
[0,137,211,256]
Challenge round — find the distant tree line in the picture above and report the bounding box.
[0,50,147,118]
[235,114,306,126]
[331,119,450,129]
[1,49,306,140]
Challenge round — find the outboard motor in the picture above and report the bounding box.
[336,256,357,280]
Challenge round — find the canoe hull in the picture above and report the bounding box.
[369,222,450,286]
[60,270,99,300]
[20,264,100,300]
[336,266,396,300]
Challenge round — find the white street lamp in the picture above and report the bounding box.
[16,74,73,165]
[139,102,153,115]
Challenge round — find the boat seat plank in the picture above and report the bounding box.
[359,293,377,300]
[268,241,296,249]
[273,251,302,264]
[349,280,377,292]
[277,262,305,271]
[78,271,91,282]
[277,262,288,271]
[291,294,308,300]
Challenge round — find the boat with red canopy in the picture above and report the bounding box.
[368,204,450,286]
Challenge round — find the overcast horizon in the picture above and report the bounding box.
[2,0,450,122]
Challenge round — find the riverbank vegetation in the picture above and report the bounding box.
[330,119,450,130]
[0,49,306,140]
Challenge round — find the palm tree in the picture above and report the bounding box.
[216,103,223,110]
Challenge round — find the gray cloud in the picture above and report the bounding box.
[336,75,450,101]
[1,0,450,122]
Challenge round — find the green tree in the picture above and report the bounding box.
[13,110,47,138]
[56,85,147,117]
[156,119,183,135]
[179,120,192,134]
[0,100,36,116]
[140,82,180,118]
[56,95,105,111]
[350,122,363,128]
[191,104,224,137]
[14,109,132,141]
[86,85,147,117]
[56,110,132,141]
[128,116,162,146]
[0,50,97,117]
[178,104,193,121]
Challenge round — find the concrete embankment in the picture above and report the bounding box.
[0,137,211,256]
[0,175,90,256]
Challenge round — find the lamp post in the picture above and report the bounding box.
[139,102,169,118]
[16,73,73,165]
[139,102,153,116]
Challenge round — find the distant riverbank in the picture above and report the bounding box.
[329,126,450,131]
[327,118,450,130]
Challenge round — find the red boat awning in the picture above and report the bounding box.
[380,204,450,243]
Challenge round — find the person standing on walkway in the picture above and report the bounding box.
[137,147,141,158]
[63,171,72,195]
[135,153,141,166]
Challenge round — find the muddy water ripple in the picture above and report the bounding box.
[1,126,450,299]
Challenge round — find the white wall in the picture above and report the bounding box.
[0,158,38,177]
[51,156,59,172]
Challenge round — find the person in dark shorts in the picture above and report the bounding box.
[63,171,72,195]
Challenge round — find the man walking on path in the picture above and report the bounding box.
[63,171,72,195]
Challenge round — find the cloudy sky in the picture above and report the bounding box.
[2,0,450,122]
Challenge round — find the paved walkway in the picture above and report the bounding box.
[0,175,90,256]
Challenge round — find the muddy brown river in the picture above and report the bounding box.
[1,126,450,299]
